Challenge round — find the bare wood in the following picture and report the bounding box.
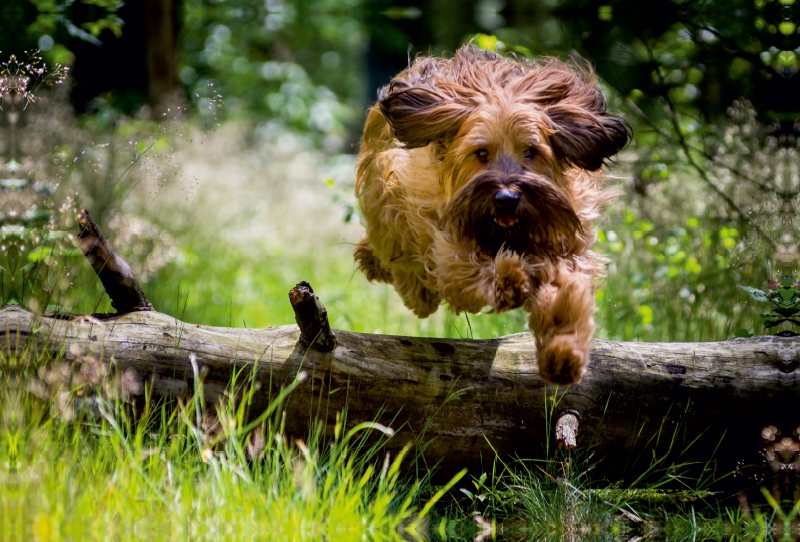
[77,210,152,313]
[3,303,796,483]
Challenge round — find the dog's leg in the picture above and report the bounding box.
[480,250,534,312]
[393,269,441,318]
[355,237,439,316]
[354,238,393,283]
[433,237,532,314]
[526,260,596,385]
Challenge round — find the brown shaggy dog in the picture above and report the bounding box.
[354,46,629,384]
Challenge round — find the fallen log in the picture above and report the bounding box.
[3,301,799,485]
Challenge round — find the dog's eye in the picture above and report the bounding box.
[475,149,489,163]
[524,146,538,160]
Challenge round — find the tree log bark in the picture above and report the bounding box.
[3,303,797,484]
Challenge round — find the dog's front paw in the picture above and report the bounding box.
[537,334,588,385]
[489,262,531,312]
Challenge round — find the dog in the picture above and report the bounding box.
[354,46,629,385]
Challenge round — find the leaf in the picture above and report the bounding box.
[510,45,533,58]
[474,34,499,51]
[761,313,777,325]
[733,328,753,338]
[739,285,767,302]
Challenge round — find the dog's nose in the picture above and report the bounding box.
[494,188,520,212]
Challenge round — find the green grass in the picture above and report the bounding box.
[0,347,466,541]
[426,450,768,542]
[424,388,772,542]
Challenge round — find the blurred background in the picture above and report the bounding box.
[1,0,799,341]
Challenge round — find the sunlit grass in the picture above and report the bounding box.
[139,216,765,344]
[0,348,463,541]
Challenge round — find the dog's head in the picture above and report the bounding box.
[378,47,630,257]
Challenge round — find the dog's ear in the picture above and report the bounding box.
[378,83,468,148]
[512,60,631,170]
[545,102,630,171]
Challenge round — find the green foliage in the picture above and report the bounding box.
[738,277,800,337]
[544,0,800,125]
[1,0,124,66]
[595,210,763,342]
[29,0,124,45]
[180,0,365,147]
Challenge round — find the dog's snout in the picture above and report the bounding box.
[494,188,520,212]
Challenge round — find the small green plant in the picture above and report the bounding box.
[738,277,800,337]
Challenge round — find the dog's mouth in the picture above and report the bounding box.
[441,173,582,257]
[484,212,525,255]
[493,215,519,228]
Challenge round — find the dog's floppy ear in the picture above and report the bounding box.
[545,95,631,171]
[378,83,468,148]
[513,60,630,170]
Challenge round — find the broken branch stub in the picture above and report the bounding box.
[77,209,152,313]
[288,281,336,352]
[555,410,580,449]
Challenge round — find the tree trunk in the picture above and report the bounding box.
[142,0,180,106]
[3,303,797,484]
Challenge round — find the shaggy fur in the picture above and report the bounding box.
[354,46,630,384]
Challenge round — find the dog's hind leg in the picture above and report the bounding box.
[393,268,441,318]
[354,238,393,283]
[526,259,596,385]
